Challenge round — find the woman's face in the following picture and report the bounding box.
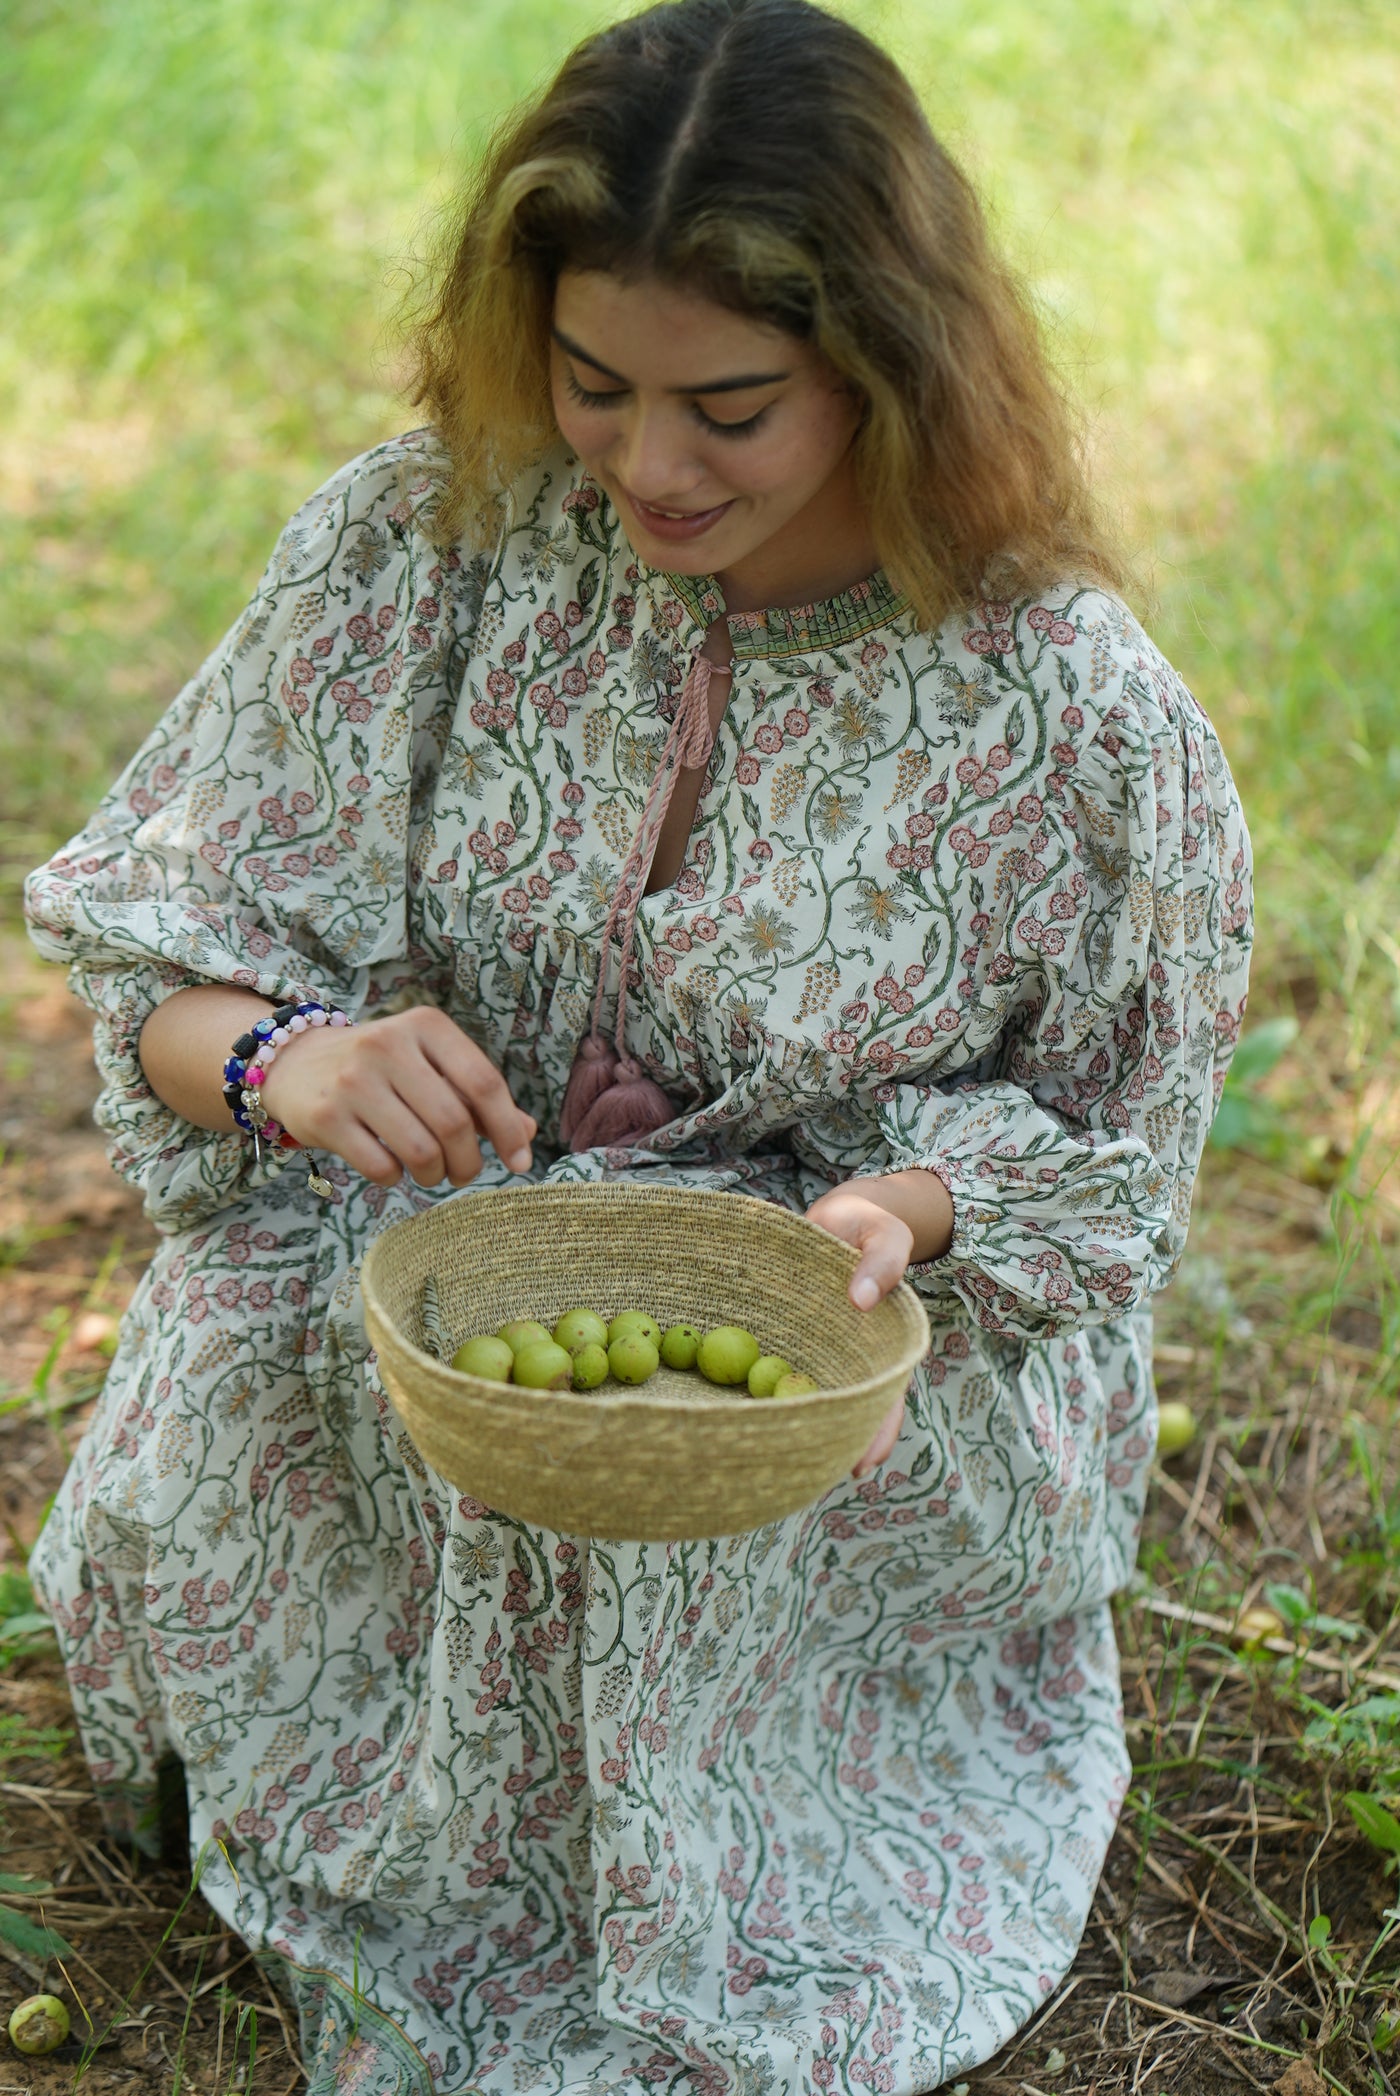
[549,270,872,611]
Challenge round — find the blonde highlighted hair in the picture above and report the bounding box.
[407,0,1123,626]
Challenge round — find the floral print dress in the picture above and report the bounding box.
[24,430,1252,2096]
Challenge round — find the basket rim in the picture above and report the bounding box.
[361,1183,930,1417]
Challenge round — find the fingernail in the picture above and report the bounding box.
[507,1148,533,1174]
[853,1462,871,1479]
[851,1276,878,1309]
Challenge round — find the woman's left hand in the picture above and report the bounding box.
[804,1184,916,1479]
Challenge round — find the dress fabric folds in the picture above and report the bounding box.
[24,431,1252,2095]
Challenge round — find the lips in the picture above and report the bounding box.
[623,490,734,542]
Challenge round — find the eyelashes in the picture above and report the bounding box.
[562,368,769,439]
[562,371,627,413]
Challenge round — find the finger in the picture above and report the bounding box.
[848,1216,914,1310]
[420,1024,534,1173]
[324,1117,411,1191]
[359,1087,463,1189]
[387,1065,490,1187]
[853,1393,906,1479]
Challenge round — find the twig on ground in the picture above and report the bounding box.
[1114,1816,1276,1959]
[0,1932,48,1985]
[1132,1592,1400,1691]
[1215,1443,1277,1540]
[1155,1463,1239,1556]
[1122,1991,1317,2073]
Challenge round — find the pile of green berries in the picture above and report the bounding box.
[451,1311,818,1398]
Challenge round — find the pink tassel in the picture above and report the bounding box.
[559,1032,618,1145]
[570,1056,675,1149]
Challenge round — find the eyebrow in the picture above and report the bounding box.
[552,326,791,394]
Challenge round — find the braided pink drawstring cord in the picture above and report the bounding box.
[558,648,728,1148]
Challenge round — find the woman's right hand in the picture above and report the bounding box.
[258,1006,536,1189]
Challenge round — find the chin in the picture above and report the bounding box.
[627,536,718,574]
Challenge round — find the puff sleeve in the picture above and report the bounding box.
[23,431,484,1231]
[803,642,1252,1341]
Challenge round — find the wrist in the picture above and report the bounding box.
[223,1000,351,1157]
[251,1018,345,1129]
[853,1166,954,1265]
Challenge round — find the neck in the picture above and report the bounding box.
[716,452,880,616]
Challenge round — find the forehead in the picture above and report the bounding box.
[552,269,806,384]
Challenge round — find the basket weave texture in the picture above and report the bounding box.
[361,1182,930,1541]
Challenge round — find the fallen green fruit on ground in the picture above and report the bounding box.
[8,1995,69,2056]
[772,1371,819,1397]
[512,1341,575,1390]
[1155,1401,1197,1457]
[608,1311,662,1348]
[553,1308,609,1354]
[497,1319,553,1356]
[659,1323,702,1370]
[609,1333,660,1384]
[696,1326,761,1385]
[570,1342,610,1390]
[451,1336,515,1381]
[747,1355,792,1398]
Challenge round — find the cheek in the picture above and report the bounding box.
[802,389,863,476]
[737,411,852,501]
[550,385,596,461]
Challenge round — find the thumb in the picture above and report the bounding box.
[849,1211,914,1310]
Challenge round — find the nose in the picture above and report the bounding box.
[607,402,706,506]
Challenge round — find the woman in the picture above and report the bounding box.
[24,0,1252,2089]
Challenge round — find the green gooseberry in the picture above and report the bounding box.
[450,1336,515,1381]
[659,1323,702,1370]
[696,1325,760,1386]
[553,1307,609,1354]
[747,1355,793,1399]
[8,1994,70,2055]
[497,1319,553,1356]
[608,1334,660,1385]
[570,1342,611,1390]
[511,1341,575,1391]
[608,1311,662,1348]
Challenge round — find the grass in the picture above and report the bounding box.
[1,0,1398,2088]
[3,0,1399,1015]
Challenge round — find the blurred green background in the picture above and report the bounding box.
[3,0,1398,1072]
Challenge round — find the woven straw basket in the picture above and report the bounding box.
[360,1181,930,1541]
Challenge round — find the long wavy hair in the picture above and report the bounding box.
[406,0,1124,626]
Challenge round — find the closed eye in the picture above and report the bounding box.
[562,368,769,439]
[563,369,627,411]
[696,403,769,438]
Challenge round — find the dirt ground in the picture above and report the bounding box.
[0,935,302,2093]
[1,931,1396,2095]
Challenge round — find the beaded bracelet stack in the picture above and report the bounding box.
[223,999,352,1198]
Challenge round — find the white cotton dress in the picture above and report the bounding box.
[24,431,1252,2096]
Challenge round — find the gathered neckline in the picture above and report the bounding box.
[662,565,912,660]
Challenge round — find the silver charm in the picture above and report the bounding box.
[244,1082,332,1197]
[241,1085,268,1166]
